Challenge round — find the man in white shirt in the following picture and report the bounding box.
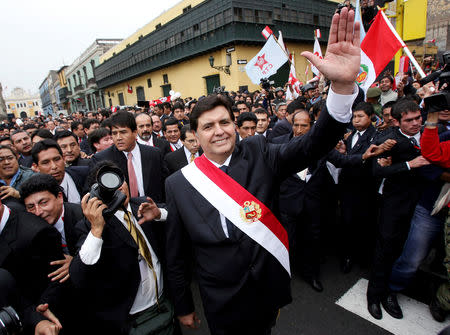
[69,161,174,334]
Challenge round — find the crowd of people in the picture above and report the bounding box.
[0,6,449,335]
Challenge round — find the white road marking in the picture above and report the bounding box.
[336,278,450,335]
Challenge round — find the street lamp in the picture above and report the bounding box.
[208,54,231,75]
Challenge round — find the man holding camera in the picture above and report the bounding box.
[70,161,174,334]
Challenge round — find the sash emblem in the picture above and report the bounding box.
[240,201,262,223]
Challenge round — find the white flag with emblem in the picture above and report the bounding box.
[245,35,289,84]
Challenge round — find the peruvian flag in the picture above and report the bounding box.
[111,106,118,113]
[287,54,301,99]
[149,95,171,106]
[127,84,132,93]
[261,26,273,40]
[399,56,410,73]
[311,36,323,77]
[357,10,404,93]
[245,35,289,84]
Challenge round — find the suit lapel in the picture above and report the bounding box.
[228,146,249,188]
[108,214,138,249]
[139,144,151,195]
[0,214,16,266]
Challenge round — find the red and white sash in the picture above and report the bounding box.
[181,155,290,276]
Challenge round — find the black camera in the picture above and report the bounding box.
[0,306,22,335]
[423,51,450,114]
[260,78,274,91]
[88,165,127,216]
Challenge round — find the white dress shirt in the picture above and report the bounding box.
[169,139,183,151]
[60,173,81,203]
[137,136,154,147]
[123,144,145,197]
[0,205,10,235]
[351,129,367,149]
[79,204,163,314]
[204,154,233,238]
[326,85,358,123]
[183,146,199,163]
[53,207,69,254]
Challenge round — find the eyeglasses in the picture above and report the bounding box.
[0,155,16,163]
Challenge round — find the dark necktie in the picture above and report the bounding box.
[219,165,235,238]
[410,136,419,148]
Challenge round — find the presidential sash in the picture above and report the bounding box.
[181,154,290,276]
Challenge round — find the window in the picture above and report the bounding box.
[313,14,319,25]
[147,79,152,88]
[163,74,169,84]
[155,23,162,30]
[183,5,191,13]
[193,24,199,31]
[118,92,125,105]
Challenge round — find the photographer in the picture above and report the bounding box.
[69,161,175,334]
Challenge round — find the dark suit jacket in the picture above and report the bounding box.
[165,147,188,175]
[0,210,64,331]
[66,166,89,198]
[165,108,347,328]
[69,198,164,334]
[152,133,171,156]
[80,138,93,155]
[267,118,292,141]
[90,144,168,203]
[63,202,84,256]
[18,155,33,168]
[70,156,90,167]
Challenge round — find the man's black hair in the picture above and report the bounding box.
[20,173,62,200]
[71,121,83,132]
[189,95,234,131]
[292,110,314,127]
[254,108,270,117]
[10,129,28,138]
[54,130,78,143]
[173,102,184,111]
[109,111,137,132]
[180,125,193,141]
[31,139,63,164]
[391,99,421,122]
[286,99,306,115]
[88,127,111,153]
[23,124,37,131]
[162,117,181,132]
[0,144,17,157]
[31,129,53,141]
[163,102,172,111]
[235,101,250,109]
[353,102,374,117]
[82,118,101,130]
[311,99,326,117]
[382,100,396,111]
[236,112,257,128]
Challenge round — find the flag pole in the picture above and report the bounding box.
[378,8,426,78]
[271,34,294,66]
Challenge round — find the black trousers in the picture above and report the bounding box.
[208,309,278,335]
[367,195,417,303]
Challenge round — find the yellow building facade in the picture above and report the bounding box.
[103,41,323,106]
[5,88,42,118]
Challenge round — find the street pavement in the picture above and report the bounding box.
[181,253,450,335]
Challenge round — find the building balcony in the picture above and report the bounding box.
[74,84,84,92]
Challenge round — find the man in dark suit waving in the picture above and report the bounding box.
[165,8,362,335]
[90,111,168,217]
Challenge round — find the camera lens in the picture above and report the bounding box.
[99,172,121,189]
[0,306,22,335]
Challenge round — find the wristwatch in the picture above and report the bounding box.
[425,121,438,127]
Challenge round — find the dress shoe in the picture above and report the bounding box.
[430,296,448,322]
[340,257,353,274]
[368,302,382,319]
[304,277,323,292]
[381,293,403,319]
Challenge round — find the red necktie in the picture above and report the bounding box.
[127,152,139,197]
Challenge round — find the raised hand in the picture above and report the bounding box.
[301,7,360,95]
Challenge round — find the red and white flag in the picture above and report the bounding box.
[287,54,301,99]
[182,155,290,275]
[245,35,289,84]
[305,64,309,76]
[356,10,404,93]
[314,29,321,39]
[149,95,171,106]
[311,37,323,77]
[261,26,273,40]
[399,55,410,73]
[127,84,133,93]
